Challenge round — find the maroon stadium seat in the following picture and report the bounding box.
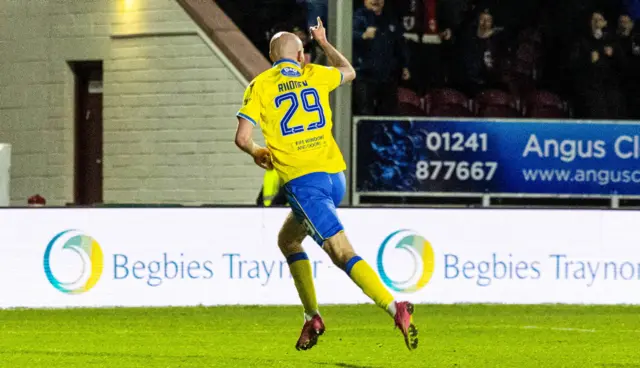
[526,90,564,109]
[474,89,518,116]
[475,89,517,107]
[397,87,425,116]
[523,90,566,117]
[424,88,470,115]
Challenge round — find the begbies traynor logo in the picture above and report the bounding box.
[43,230,104,294]
[377,230,435,293]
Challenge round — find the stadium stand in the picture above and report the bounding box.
[215,0,639,120]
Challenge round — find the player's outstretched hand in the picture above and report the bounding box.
[253,147,274,170]
[310,16,327,44]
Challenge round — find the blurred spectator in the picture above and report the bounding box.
[216,0,640,121]
[571,11,627,119]
[539,0,595,96]
[396,0,456,94]
[500,26,545,99]
[453,10,505,96]
[617,14,640,118]
[353,0,411,115]
[618,14,639,44]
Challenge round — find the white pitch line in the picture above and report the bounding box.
[460,324,596,333]
[522,325,596,333]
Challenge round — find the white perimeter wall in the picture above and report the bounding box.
[3,208,640,308]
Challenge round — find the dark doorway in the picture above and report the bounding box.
[70,61,103,206]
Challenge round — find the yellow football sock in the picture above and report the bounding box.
[346,256,395,314]
[287,252,319,317]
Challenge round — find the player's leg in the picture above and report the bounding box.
[289,172,397,315]
[322,231,393,314]
[280,194,326,351]
[277,211,319,320]
[322,231,418,350]
[324,172,395,315]
[323,172,418,350]
[285,172,417,350]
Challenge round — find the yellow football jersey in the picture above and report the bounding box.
[237,59,347,183]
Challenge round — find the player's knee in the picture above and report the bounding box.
[277,232,293,252]
[322,231,356,268]
[278,230,302,255]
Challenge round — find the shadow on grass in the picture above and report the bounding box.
[2,350,387,368]
[314,362,384,368]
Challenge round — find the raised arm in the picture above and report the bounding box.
[310,17,356,84]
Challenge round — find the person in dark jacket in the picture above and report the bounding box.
[353,0,411,116]
[617,14,640,118]
[395,0,457,94]
[571,11,627,119]
[454,10,505,96]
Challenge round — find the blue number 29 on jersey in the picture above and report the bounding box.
[274,87,326,137]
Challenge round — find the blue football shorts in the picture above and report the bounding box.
[283,171,346,245]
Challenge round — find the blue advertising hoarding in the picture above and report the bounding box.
[354,118,640,196]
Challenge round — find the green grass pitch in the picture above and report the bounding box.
[1,304,639,367]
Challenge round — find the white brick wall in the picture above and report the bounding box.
[0,0,265,206]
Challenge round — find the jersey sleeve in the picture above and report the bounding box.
[316,65,343,92]
[236,80,261,126]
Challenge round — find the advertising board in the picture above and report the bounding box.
[1,208,639,308]
[355,118,640,197]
